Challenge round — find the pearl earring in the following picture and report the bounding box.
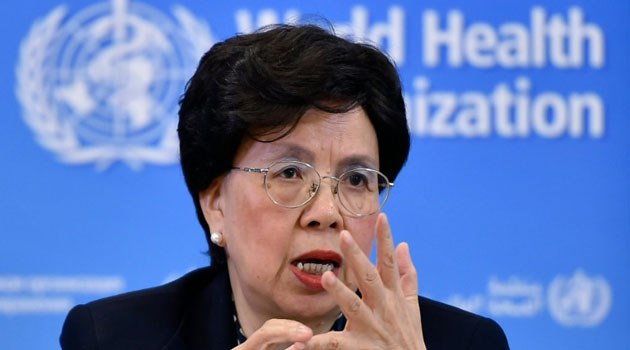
[210,232,224,246]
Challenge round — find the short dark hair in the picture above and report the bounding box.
[178,24,410,265]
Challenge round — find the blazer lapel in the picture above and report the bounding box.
[163,266,237,350]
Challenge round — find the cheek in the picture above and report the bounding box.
[341,217,377,291]
[223,180,296,267]
[347,216,378,256]
[223,182,270,252]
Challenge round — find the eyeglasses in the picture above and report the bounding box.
[231,160,394,217]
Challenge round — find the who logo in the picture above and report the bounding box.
[547,269,612,327]
[16,0,214,170]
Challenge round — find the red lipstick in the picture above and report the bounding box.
[290,250,342,291]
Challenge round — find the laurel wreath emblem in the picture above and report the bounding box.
[547,269,612,327]
[15,4,214,170]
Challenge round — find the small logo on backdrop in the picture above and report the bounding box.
[547,269,612,327]
[16,0,214,170]
[447,268,612,327]
[0,275,125,315]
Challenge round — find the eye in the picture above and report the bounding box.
[268,161,315,183]
[270,164,305,180]
[348,172,367,186]
[280,166,299,179]
[342,170,371,190]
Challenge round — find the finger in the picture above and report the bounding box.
[242,319,312,349]
[375,213,400,290]
[397,243,423,334]
[340,230,385,306]
[284,342,307,350]
[321,270,373,327]
[396,242,420,319]
[396,242,418,299]
[301,331,350,350]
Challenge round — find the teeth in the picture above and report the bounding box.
[296,262,334,275]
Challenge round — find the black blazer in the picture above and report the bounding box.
[60,266,509,350]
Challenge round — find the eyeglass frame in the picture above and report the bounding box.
[231,160,394,217]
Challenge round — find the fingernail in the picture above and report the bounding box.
[295,325,310,337]
[294,342,306,350]
[322,271,336,287]
[341,230,352,244]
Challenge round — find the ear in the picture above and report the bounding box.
[199,176,226,247]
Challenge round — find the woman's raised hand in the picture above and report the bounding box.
[233,318,312,350]
[292,213,427,350]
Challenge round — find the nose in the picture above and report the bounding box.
[299,178,343,230]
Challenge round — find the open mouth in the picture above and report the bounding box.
[295,260,338,275]
[290,250,343,289]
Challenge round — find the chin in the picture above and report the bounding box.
[276,292,339,320]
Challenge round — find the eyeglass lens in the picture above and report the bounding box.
[265,161,319,207]
[264,161,389,215]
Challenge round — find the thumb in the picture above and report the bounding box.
[237,319,312,349]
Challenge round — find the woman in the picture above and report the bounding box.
[60,24,509,350]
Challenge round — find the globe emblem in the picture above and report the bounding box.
[16,0,214,170]
[547,269,612,327]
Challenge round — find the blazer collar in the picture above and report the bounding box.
[163,266,237,350]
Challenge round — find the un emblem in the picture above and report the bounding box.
[547,269,612,327]
[16,0,214,170]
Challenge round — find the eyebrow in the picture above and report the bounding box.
[266,143,316,162]
[337,155,378,170]
[268,142,378,170]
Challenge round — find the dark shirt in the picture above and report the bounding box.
[60,266,509,350]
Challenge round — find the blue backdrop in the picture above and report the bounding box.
[1,0,628,349]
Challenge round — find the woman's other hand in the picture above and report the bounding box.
[233,319,313,350]
[293,213,427,350]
